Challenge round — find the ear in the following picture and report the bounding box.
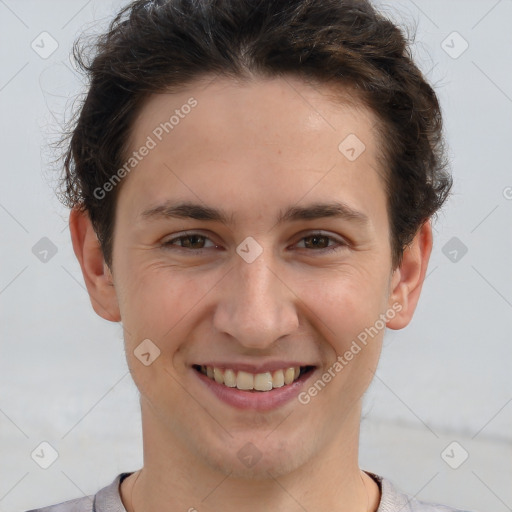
[386,220,433,330]
[69,206,121,322]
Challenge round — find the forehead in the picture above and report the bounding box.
[118,75,387,226]
[129,74,379,153]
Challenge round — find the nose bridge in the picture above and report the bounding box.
[213,249,298,348]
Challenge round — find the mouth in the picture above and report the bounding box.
[192,364,316,392]
[191,361,319,410]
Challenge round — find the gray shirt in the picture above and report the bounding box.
[26,471,476,512]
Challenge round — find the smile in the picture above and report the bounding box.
[193,364,315,392]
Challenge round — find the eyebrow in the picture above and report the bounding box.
[138,200,369,227]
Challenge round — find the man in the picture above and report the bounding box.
[28,0,474,511]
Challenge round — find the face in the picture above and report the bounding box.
[88,75,420,478]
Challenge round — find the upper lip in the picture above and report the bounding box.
[193,362,316,373]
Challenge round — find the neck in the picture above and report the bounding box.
[121,399,381,512]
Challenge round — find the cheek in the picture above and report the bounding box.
[303,266,389,342]
[117,266,206,406]
[117,261,209,348]
[297,275,386,417]
[296,266,389,403]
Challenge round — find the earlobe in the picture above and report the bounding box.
[386,220,433,330]
[69,206,121,322]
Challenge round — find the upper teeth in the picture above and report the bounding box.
[198,365,302,391]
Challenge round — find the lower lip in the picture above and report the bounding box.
[192,368,316,411]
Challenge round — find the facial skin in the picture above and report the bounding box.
[70,75,432,512]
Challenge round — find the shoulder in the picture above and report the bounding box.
[24,495,94,512]
[24,472,132,512]
[368,472,479,512]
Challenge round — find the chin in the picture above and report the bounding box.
[198,434,317,480]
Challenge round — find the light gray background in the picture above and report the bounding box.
[1,1,511,511]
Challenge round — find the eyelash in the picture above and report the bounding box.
[161,231,348,254]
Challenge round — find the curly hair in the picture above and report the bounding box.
[58,0,452,270]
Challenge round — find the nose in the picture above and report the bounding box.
[212,250,299,350]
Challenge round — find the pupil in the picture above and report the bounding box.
[307,236,326,249]
[185,235,203,248]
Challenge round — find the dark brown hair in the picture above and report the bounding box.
[58,0,452,270]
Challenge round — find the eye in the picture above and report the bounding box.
[161,232,217,251]
[161,231,348,254]
[295,232,348,253]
